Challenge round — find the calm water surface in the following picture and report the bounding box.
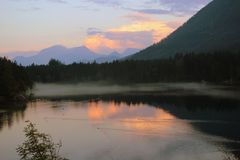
[0,96,240,160]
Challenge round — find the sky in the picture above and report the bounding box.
[0,0,212,56]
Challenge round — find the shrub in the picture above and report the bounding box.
[17,121,68,160]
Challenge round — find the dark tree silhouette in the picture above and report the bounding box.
[0,57,33,101]
[26,51,240,84]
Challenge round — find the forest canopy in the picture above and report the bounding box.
[26,51,240,84]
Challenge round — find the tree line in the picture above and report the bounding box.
[0,57,33,101]
[25,51,240,84]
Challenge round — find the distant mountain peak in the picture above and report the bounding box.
[42,45,66,51]
[109,51,120,56]
[80,45,90,49]
[123,48,139,52]
[13,45,141,65]
[14,45,99,65]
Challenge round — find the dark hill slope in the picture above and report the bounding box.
[130,0,240,60]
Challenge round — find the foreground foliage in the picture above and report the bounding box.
[17,121,68,160]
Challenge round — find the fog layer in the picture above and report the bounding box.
[33,82,240,99]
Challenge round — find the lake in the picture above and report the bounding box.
[1,83,240,160]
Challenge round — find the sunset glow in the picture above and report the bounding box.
[0,0,211,55]
[84,19,174,53]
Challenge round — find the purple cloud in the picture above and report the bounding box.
[104,31,153,45]
[84,0,122,7]
[76,0,212,16]
[122,13,153,22]
[87,27,103,35]
[86,28,155,48]
[48,0,67,3]
[142,0,212,16]
[133,8,172,15]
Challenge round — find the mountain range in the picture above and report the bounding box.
[13,46,140,66]
[129,0,240,60]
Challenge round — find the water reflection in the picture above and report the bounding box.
[0,96,240,160]
[0,103,26,131]
[84,98,240,159]
[87,101,184,137]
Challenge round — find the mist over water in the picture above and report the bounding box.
[33,82,240,100]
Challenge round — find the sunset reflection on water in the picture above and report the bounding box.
[87,101,191,137]
[0,100,239,160]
